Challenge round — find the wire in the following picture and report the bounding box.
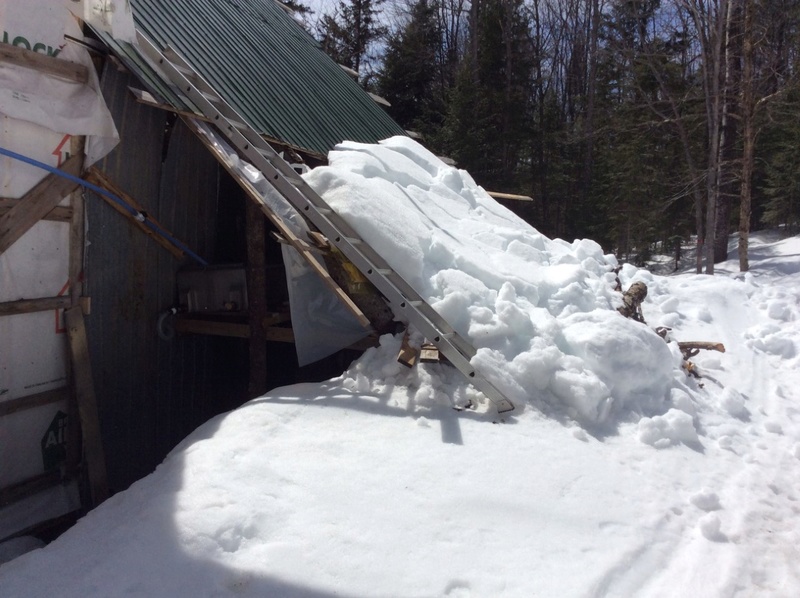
[0,146,209,266]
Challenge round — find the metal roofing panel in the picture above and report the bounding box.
[128,0,406,157]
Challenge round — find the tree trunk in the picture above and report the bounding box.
[714,0,742,263]
[738,0,754,272]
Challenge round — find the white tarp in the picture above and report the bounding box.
[0,0,120,164]
[0,0,125,531]
[67,0,136,44]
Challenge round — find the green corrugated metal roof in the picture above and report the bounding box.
[125,0,406,157]
[94,29,195,113]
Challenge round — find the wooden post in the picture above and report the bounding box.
[65,305,109,506]
[67,136,86,476]
[246,200,268,398]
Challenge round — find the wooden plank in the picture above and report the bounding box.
[128,87,213,123]
[263,326,378,351]
[397,330,417,368]
[419,343,440,363]
[84,167,185,260]
[182,116,371,329]
[0,295,71,316]
[67,136,86,477]
[263,326,295,343]
[0,471,62,509]
[246,200,269,397]
[0,199,72,222]
[0,387,69,418]
[69,136,86,305]
[0,42,89,84]
[0,154,82,255]
[65,305,109,507]
[175,318,251,338]
[486,190,534,202]
[262,312,291,327]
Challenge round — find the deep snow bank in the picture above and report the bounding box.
[305,137,677,426]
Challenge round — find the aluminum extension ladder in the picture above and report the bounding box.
[136,33,515,414]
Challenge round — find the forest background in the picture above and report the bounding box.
[289,0,799,274]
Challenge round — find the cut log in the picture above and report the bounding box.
[617,281,648,323]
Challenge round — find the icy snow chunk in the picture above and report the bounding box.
[671,388,696,417]
[745,323,796,358]
[659,296,680,313]
[690,488,722,511]
[718,388,748,419]
[766,300,791,321]
[550,360,613,424]
[560,311,674,412]
[638,409,699,448]
[699,513,727,542]
[764,421,784,435]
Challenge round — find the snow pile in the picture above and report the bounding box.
[1,136,799,596]
[305,136,676,426]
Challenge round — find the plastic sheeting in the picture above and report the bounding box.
[194,120,368,366]
[0,0,121,531]
[67,0,137,44]
[0,0,120,164]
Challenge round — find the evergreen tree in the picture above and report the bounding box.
[378,0,446,138]
[441,0,534,192]
[317,0,388,85]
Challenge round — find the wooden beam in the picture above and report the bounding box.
[0,42,89,84]
[0,295,71,316]
[128,87,213,123]
[65,305,109,507]
[67,136,86,476]
[0,471,63,509]
[84,167,185,260]
[69,136,86,305]
[262,325,378,351]
[0,199,72,222]
[486,191,534,202]
[0,154,82,255]
[263,326,295,343]
[246,199,269,398]
[0,387,69,418]
[175,317,251,338]
[397,330,417,368]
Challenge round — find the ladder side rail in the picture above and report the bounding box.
[156,40,481,360]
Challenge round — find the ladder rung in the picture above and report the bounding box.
[363,267,392,276]
[226,120,249,131]
[198,90,221,103]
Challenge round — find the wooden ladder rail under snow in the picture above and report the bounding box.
[135,33,515,414]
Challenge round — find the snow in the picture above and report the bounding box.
[2,137,800,596]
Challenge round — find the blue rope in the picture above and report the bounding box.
[0,146,209,266]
